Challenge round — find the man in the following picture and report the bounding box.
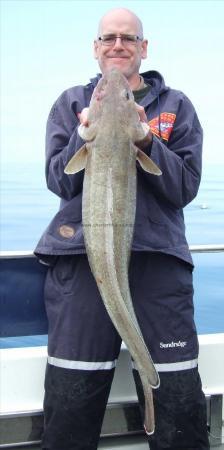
[35,7,210,450]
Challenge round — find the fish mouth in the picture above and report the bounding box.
[94,67,130,100]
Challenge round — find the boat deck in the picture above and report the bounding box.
[1,251,224,449]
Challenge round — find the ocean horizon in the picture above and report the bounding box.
[1,162,224,251]
[1,162,224,335]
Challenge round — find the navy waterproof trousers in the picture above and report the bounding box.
[42,252,210,449]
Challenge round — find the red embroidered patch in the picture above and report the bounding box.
[149,112,176,141]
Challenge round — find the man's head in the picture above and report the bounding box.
[94,8,148,89]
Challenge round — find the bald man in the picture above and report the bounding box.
[35,8,210,450]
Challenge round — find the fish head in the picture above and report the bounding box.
[95,68,133,98]
[89,68,138,121]
[88,68,151,145]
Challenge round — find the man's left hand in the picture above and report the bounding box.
[135,103,153,150]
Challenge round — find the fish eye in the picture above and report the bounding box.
[121,89,131,100]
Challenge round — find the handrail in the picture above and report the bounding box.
[190,244,224,253]
[0,245,224,258]
[0,251,34,258]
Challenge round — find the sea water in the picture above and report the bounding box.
[1,162,224,334]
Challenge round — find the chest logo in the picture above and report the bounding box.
[58,225,75,238]
[149,112,176,141]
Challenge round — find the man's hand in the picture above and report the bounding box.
[78,103,153,150]
[135,103,153,150]
[78,108,89,126]
[135,103,148,123]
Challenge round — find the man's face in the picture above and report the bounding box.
[94,12,148,81]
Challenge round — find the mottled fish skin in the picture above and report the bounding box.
[65,69,161,434]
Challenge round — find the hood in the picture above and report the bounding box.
[90,69,167,92]
[141,70,168,96]
[89,69,169,106]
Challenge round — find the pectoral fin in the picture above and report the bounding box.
[136,148,162,176]
[64,144,88,174]
[141,122,150,137]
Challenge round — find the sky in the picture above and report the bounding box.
[1,0,224,169]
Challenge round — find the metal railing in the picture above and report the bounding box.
[190,244,224,253]
[0,244,224,259]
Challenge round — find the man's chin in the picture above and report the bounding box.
[102,60,129,76]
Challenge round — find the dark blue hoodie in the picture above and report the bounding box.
[35,70,203,266]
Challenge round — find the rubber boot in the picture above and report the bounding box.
[133,368,210,450]
[42,363,114,449]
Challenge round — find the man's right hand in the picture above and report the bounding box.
[78,108,89,126]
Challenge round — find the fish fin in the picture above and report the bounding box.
[64,144,88,174]
[144,424,155,436]
[140,121,150,137]
[136,147,162,176]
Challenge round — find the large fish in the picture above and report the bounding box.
[65,68,161,434]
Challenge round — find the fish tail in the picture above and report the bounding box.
[84,225,158,434]
[143,387,155,435]
[137,370,155,435]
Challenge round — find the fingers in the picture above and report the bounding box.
[78,104,148,129]
[78,107,89,126]
[135,103,148,123]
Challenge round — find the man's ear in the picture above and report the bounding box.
[94,40,99,60]
[141,39,148,60]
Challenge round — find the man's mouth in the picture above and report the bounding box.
[107,55,129,59]
[108,57,129,61]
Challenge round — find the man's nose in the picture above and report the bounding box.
[112,37,125,49]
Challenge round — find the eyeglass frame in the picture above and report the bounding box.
[97,34,144,47]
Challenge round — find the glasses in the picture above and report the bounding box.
[98,34,143,47]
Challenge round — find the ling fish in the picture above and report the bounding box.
[64,68,161,434]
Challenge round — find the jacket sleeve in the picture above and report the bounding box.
[45,89,89,200]
[141,94,203,208]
